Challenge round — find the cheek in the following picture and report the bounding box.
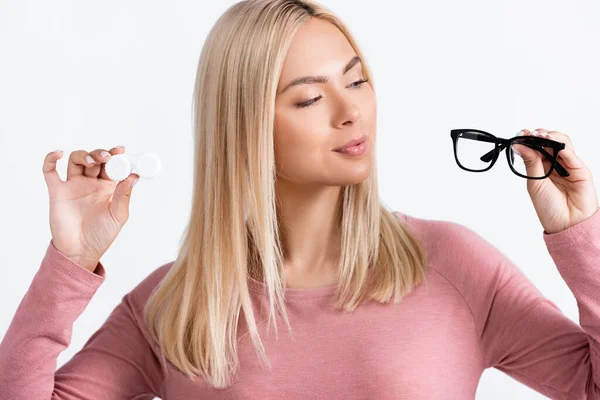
[273,114,332,181]
[363,89,377,128]
[274,111,326,156]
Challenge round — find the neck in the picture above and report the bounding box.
[275,180,343,280]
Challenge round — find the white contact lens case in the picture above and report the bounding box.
[104,152,162,182]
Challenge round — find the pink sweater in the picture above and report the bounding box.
[1,209,599,399]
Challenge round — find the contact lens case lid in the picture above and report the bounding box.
[104,154,131,182]
[131,153,161,179]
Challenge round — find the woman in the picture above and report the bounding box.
[1,0,599,398]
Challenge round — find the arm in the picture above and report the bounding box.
[0,240,164,399]
[440,208,600,399]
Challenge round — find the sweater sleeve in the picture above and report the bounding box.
[0,240,164,399]
[434,208,600,400]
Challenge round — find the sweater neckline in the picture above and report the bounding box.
[247,267,378,299]
[247,274,337,298]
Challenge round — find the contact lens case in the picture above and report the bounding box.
[104,152,162,182]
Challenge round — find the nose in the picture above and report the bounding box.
[333,92,361,128]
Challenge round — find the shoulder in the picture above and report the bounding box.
[392,210,496,257]
[392,210,510,292]
[113,261,175,354]
[394,210,545,320]
[125,261,175,311]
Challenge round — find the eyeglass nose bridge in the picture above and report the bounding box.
[478,138,512,163]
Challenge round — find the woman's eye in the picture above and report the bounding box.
[348,78,369,89]
[295,95,322,108]
[294,78,369,109]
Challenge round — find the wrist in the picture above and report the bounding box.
[51,240,101,273]
[69,256,101,273]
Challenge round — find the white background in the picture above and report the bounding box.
[1,0,599,398]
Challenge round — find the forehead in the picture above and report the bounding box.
[278,19,356,90]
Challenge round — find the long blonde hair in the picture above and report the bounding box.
[143,0,428,389]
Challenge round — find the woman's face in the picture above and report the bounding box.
[274,18,376,187]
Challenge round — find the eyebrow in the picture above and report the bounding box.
[278,55,362,95]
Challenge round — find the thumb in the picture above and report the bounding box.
[109,174,140,224]
[512,143,546,179]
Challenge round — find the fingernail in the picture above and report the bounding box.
[516,130,524,136]
[131,178,139,187]
[101,151,111,158]
[53,149,62,154]
[86,155,95,164]
[116,145,125,149]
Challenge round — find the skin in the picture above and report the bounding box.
[274,18,377,288]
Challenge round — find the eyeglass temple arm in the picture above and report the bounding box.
[481,141,569,177]
[459,133,570,177]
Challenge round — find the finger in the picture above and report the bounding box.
[512,140,546,178]
[523,128,546,136]
[514,129,552,177]
[98,145,126,180]
[545,131,574,152]
[67,150,96,181]
[67,146,126,181]
[43,150,64,191]
[529,128,574,150]
[85,146,126,179]
[83,149,112,178]
[555,146,587,171]
[108,173,140,224]
[522,129,584,175]
[530,130,576,161]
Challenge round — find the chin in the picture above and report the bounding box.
[334,178,369,187]
[331,168,371,186]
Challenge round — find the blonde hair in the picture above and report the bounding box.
[143,0,428,389]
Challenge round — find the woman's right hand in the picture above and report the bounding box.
[42,146,140,272]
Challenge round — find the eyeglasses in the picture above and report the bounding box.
[450,129,570,180]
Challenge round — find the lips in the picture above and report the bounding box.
[333,135,367,152]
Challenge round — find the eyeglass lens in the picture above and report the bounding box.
[455,131,557,178]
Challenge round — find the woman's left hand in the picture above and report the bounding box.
[518,128,599,235]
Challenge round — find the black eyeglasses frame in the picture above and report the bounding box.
[450,128,570,180]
